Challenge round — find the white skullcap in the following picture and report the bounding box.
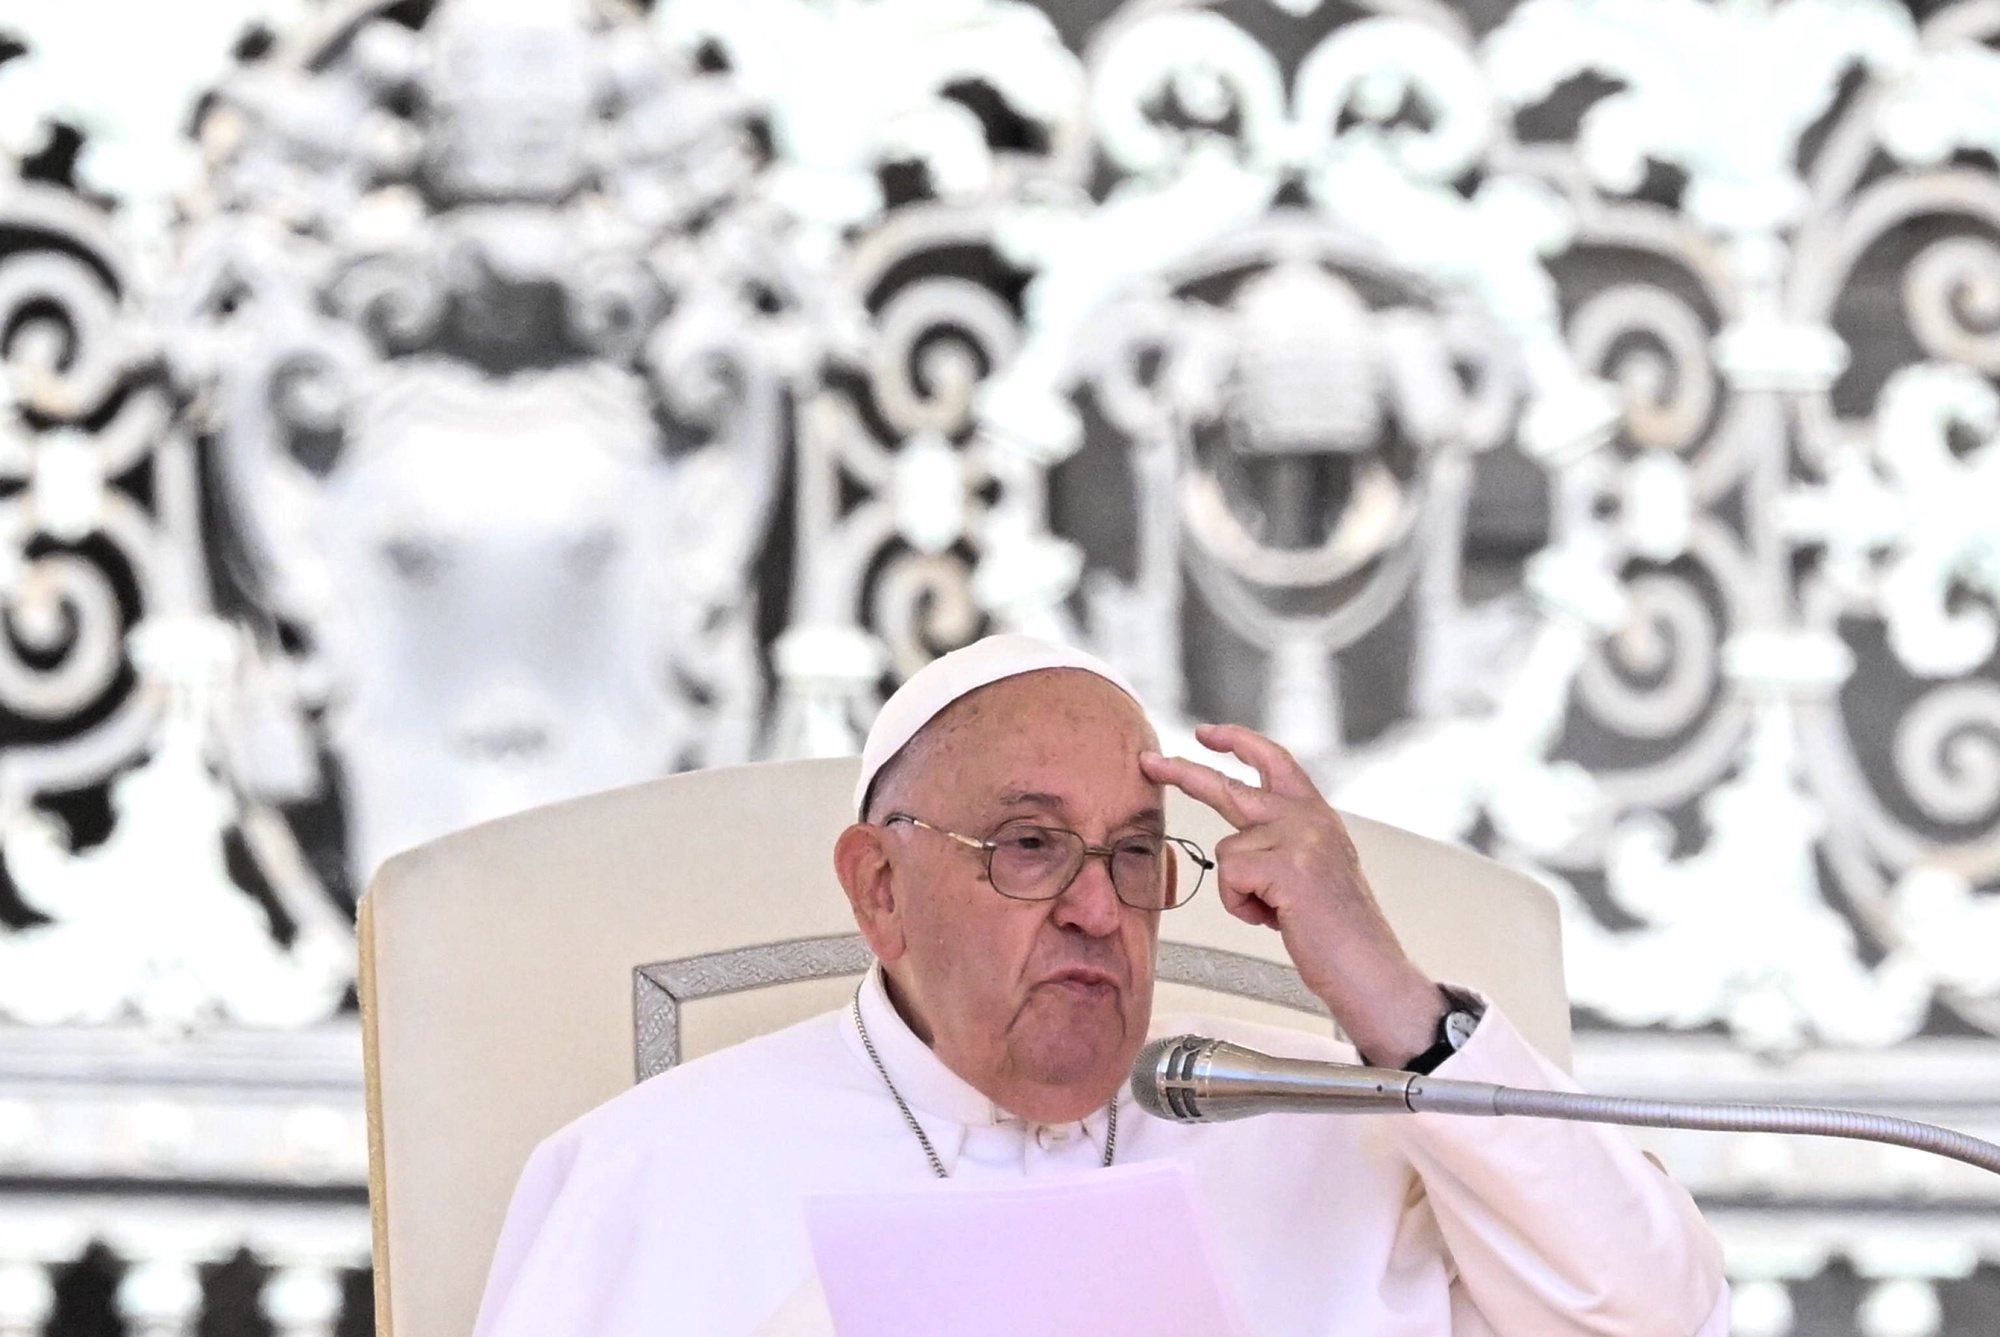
[854,633,1142,815]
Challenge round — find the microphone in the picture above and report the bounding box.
[1132,1034,2000,1177]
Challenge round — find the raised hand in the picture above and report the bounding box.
[1141,722,1446,1068]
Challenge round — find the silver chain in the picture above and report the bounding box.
[851,989,1117,1179]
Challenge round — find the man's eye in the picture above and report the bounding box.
[1116,839,1162,858]
[1001,832,1051,853]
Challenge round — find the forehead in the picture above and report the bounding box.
[912,669,1158,808]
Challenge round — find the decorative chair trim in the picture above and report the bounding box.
[633,934,1327,1080]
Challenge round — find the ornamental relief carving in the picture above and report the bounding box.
[0,0,1996,1063]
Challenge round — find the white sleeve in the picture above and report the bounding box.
[1451,1279,1732,1336]
[472,1127,646,1337]
[471,1132,580,1337]
[1391,1000,1729,1336]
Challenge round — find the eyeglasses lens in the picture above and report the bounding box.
[987,826,1203,909]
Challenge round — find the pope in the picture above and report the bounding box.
[475,634,1729,1335]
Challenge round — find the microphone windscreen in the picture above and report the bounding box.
[1131,1034,1200,1117]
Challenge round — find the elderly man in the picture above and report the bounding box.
[475,635,1728,1334]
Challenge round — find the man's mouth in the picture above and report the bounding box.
[1041,968,1120,996]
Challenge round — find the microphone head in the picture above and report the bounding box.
[1131,1034,1209,1121]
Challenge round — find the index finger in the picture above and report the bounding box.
[1194,722,1322,801]
[1139,749,1280,830]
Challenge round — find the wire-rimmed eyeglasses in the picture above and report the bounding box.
[881,812,1213,911]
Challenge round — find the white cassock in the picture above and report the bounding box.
[476,964,1729,1335]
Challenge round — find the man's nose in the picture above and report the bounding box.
[1051,851,1124,935]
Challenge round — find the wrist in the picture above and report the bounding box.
[1337,971,1450,1070]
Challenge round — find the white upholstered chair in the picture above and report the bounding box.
[359,755,1570,1337]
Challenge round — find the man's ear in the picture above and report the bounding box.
[834,822,906,962]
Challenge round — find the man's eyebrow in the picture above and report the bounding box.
[996,790,1066,810]
[993,792,1165,828]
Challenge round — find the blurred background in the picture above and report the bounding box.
[3,0,1999,1331]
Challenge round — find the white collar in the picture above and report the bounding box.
[842,961,1126,1141]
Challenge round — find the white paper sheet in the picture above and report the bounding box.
[802,1161,1250,1337]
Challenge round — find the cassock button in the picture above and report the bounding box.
[1033,1124,1071,1151]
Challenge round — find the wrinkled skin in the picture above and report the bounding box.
[835,670,1163,1124]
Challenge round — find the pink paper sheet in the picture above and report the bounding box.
[802,1161,1250,1336]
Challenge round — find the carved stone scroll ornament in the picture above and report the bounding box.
[698,0,1099,754]
[167,0,810,888]
[1070,229,1519,778]
[962,2,1609,840]
[0,176,349,1028]
[1476,0,2000,1053]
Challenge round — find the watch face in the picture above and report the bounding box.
[1444,1009,1479,1049]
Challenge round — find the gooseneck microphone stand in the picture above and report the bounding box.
[1134,1036,2000,1177]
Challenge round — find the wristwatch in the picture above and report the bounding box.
[1401,986,1483,1075]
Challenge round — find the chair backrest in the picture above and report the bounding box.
[360,755,1568,1337]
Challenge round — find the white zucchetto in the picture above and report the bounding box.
[853,633,1142,815]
